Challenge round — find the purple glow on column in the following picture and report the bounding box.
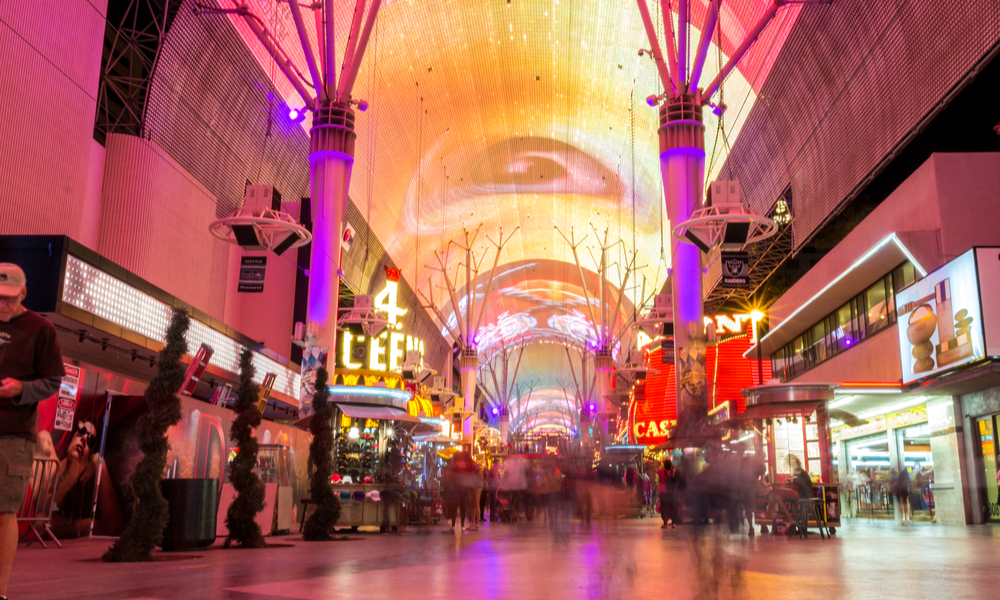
[307,149,355,366]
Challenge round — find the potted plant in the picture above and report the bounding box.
[223,348,267,548]
[104,308,191,561]
[302,367,341,540]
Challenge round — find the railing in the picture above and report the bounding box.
[853,483,894,516]
[16,458,62,548]
[852,483,935,518]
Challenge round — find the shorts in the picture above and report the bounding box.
[0,437,34,513]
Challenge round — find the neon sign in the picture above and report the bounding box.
[635,312,765,350]
[339,279,424,373]
[634,419,676,441]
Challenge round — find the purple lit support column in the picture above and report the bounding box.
[307,105,357,370]
[659,94,708,429]
[460,350,477,440]
[596,352,614,439]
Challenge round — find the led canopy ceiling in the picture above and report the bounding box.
[226,0,799,432]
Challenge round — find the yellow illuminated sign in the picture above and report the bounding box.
[340,279,425,373]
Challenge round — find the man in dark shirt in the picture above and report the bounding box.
[0,263,64,600]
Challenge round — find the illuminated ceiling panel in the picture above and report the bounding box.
[226,0,798,429]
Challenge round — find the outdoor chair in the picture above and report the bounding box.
[17,458,62,549]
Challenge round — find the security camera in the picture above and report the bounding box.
[358,100,369,111]
[646,94,659,107]
[638,49,646,56]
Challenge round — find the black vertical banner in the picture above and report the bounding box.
[238,256,266,293]
[721,251,750,288]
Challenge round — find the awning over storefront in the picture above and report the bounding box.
[729,401,820,422]
[292,403,425,430]
[414,434,458,445]
[337,404,422,423]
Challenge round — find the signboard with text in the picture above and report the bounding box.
[720,251,750,288]
[238,256,266,293]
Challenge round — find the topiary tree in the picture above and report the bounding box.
[104,308,189,562]
[302,367,341,540]
[223,348,267,548]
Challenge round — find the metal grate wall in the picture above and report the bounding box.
[717,0,1000,251]
[144,0,310,219]
[143,0,450,370]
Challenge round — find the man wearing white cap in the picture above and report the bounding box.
[0,263,64,600]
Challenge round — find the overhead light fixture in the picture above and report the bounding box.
[829,396,854,409]
[288,106,306,122]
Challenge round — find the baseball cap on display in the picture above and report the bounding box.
[0,263,26,296]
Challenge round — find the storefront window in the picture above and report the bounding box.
[770,262,917,381]
[893,261,916,294]
[808,321,828,364]
[977,416,999,521]
[865,279,889,334]
[833,304,855,353]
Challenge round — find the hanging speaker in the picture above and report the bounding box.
[684,229,712,253]
[272,231,302,256]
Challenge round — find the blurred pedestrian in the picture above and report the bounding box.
[478,465,489,524]
[895,467,912,523]
[487,461,501,522]
[503,455,527,522]
[443,458,459,531]
[657,458,679,529]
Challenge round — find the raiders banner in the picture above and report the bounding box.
[721,251,750,288]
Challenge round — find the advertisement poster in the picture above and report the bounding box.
[896,249,985,385]
[974,248,1000,357]
[53,364,82,431]
[298,346,328,419]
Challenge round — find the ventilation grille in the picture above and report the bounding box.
[719,0,1000,250]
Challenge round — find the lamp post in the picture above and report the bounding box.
[751,310,765,386]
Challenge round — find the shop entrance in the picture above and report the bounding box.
[976,415,1000,522]
[896,423,935,520]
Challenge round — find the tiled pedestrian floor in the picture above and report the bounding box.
[8,518,1000,599]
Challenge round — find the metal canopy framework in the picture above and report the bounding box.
[160,0,1000,431]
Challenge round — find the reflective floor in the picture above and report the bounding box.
[9,518,1000,600]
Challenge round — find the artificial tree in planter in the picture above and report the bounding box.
[224,348,267,548]
[302,367,341,540]
[103,308,189,562]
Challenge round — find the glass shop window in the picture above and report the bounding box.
[893,262,917,293]
[865,279,890,335]
[808,321,828,364]
[790,337,806,376]
[833,302,856,353]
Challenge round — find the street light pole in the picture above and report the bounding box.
[751,310,765,386]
